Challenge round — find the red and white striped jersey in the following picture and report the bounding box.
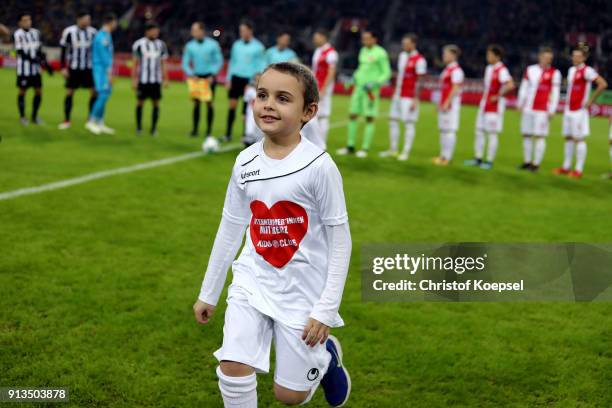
[312,43,338,91]
[518,64,561,114]
[480,62,511,113]
[439,62,464,108]
[395,50,427,98]
[566,64,599,112]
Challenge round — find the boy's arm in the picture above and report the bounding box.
[309,222,352,326]
[212,41,223,75]
[548,70,561,116]
[181,44,193,77]
[198,216,247,305]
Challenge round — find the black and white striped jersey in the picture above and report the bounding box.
[132,37,168,84]
[14,28,42,77]
[60,25,97,70]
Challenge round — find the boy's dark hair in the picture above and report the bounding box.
[538,46,553,54]
[277,31,290,38]
[487,44,504,58]
[240,18,254,31]
[103,13,117,24]
[363,29,379,39]
[76,10,90,19]
[443,44,461,57]
[261,62,320,108]
[314,28,329,38]
[17,13,30,23]
[574,42,590,57]
[403,33,418,44]
[145,21,159,31]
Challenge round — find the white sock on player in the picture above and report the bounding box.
[523,137,533,163]
[402,122,415,155]
[575,140,587,172]
[533,138,546,166]
[217,366,257,408]
[389,120,400,152]
[486,133,498,162]
[441,132,456,160]
[562,139,575,170]
[319,117,329,145]
[474,129,485,159]
[609,144,612,165]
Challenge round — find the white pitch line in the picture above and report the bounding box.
[0,143,242,202]
[0,116,383,202]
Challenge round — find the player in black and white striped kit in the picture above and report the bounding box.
[58,11,97,130]
[14,13,52,125]
[131,22,169,136]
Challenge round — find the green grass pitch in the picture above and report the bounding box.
[0,68,611,407]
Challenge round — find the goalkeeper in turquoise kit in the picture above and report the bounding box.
[337,30,390,158]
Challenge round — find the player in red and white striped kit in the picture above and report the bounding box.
[380,33,427,161]
[465,45,514,169]
[434,45,464,166]
[517,47,561,172]
[553,43,607,179]
[311,28,338,150]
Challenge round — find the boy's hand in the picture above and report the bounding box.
[193,299,215,324]
[302,318,330,347]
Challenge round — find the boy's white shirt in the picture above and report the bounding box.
[199,136,349,329]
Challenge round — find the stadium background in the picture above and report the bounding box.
[1,0,611,407]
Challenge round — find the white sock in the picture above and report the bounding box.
[319,117,330,145]
[389,120,399,152]
[562,139,575,170]
[217,366,258,408]
[533,138,546,166]
[575,140,587,172]
[402,122,415,156]
[474,129,485,159]
[441,132,456,160]
[609,144,612,166]
[486,133,498,162]
[523,137,533,163]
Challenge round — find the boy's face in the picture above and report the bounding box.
[361,32,376,47]
[77,15,91,28]
[442,49,455,64]
[146,27,160,39]
[277,33,290,49]
[254,69,317,139]
[313,32,326,47]
[239,24,253,40]
[572,50,586,66]
[402,38,415,52]
[191,23,204,40]
[538,51,553,66]
[486,50,499,65]
[20,16,32,30]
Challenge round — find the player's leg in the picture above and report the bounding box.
[61,86,74,128]
[226,76,246,141]
[316,89,332,149]
[87,69,97,118]
[150,85,161,136]
[273,322,349,407]
[31,75,42,124]
[191,99,201,137]
[337,89,362,155]
[570,110,590,178]
[482,113,500,168]
[466,109,485,166]
[17,81,27,124]
[555,113,573,175]
[214,285,273,408]
[357,91,380,157]
[519,111,534,169]
[135,84,144,134]
[531,112,550,171]
[398,98,418,161]
[381,96,401,157]
[205,77,216,137]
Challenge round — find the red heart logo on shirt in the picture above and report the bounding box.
[249,200,308,268]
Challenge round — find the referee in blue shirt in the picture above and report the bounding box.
[224,19,265,141]
[182,22,223,137]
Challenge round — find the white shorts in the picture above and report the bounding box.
[562,109,590,139]
[438,105,460,132]
[476,109,504,133]
[390,96,419,122]
[318,86,334,117]
[521,110,550,137]
[213,284,331,391]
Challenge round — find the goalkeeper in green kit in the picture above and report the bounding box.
[337,29,391,158]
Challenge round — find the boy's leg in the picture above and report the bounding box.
[272,321,331,405]
[214,285,273,407]
[359,89,380,152]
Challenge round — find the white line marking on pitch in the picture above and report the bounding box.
[0,116,380,202]
[0,143,242,201]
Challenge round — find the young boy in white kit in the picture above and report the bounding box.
[193,62,352,407]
